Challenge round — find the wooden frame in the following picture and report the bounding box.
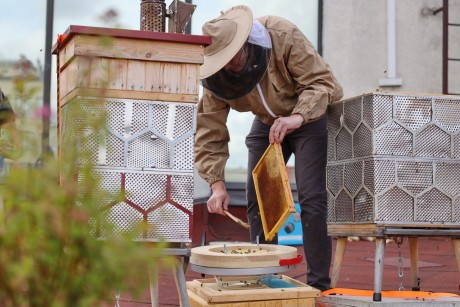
[252,143,295,241]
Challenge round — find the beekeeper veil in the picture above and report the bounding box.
[200,6,272,100]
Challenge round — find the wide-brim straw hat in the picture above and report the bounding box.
[200,5,253,79]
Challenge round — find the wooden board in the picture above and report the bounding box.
[252,143,295,241]
[58,33,205,69]
[187,275,319,306]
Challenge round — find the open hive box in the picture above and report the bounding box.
[187,275,319,306]
[252,143,296,241]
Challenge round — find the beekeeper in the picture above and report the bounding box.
[195,5,343,291]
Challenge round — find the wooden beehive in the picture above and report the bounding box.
[187,275,319,307]
[52,26,211,242]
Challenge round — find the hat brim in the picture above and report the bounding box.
[200,5,253,79]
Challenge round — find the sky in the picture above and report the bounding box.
[0,0,318,168]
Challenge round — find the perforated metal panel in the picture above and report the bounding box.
[61,97,196,242]
[85,170,193,242]
[62,98,196,171]
[327,93,460,227]
[140,0,166,32]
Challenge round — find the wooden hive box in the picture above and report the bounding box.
[51,26,211,243]
[52,25,211,106]
[187,275,319,306]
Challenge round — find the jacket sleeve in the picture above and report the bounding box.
[194,89,231,185]
[284,23,343,123]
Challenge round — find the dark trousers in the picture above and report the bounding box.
[245,115,332,291]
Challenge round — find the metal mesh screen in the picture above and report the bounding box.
[375,122,412,156]
[415,124,450,158]
[394,96,431,131]
[62,98,196,171]
[377,187,414,222]
[327,93,460,227]
[336,128,353,160]
[61,97,196,242]
[344,162,362,195]
[397,161,432,195]
[354,188,373,222]
[354,124,372,157]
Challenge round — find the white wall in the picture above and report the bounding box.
[323,0,451,99]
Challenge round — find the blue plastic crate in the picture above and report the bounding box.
[278,202,303,245]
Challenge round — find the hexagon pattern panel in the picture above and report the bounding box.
[61,97,196,242]
[327,93,460,226]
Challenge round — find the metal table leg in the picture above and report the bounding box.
[149,265,159,307]
[172,258,190,307]
[408,237,420,291]
[148,249,191,307]
[373,238,385,301]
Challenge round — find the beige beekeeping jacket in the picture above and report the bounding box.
[195,15,344,186]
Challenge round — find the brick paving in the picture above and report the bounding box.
[108,236,459,306]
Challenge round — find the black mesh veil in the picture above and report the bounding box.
[201,42,271,100]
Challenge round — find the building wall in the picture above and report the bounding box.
[323,0,459,99]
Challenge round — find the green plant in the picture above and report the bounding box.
[0,101,172,306]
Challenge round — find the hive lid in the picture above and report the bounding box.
[252,143,295,241]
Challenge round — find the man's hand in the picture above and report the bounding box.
[207,180,229,215]
[269,114,303,143]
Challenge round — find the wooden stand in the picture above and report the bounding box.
[329,224,460,302]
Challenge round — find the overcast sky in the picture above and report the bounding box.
[0,0,318,168]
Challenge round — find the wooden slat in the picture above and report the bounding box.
[89,57,110,89]
[331,237,347,288]
[181,63,199,95]
[58,37,75,69]
[59,88,198,107]
[145,61,163,93]
[59,63,69,99]
[162,63,182,94]
[327,224,381,237]
[127,60,146,91]
[73,35,204,64]
[76,56,92,88]
[108,59,127,90]
[452,239,460,273]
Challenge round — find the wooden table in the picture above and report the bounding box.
[328,224,460,301]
